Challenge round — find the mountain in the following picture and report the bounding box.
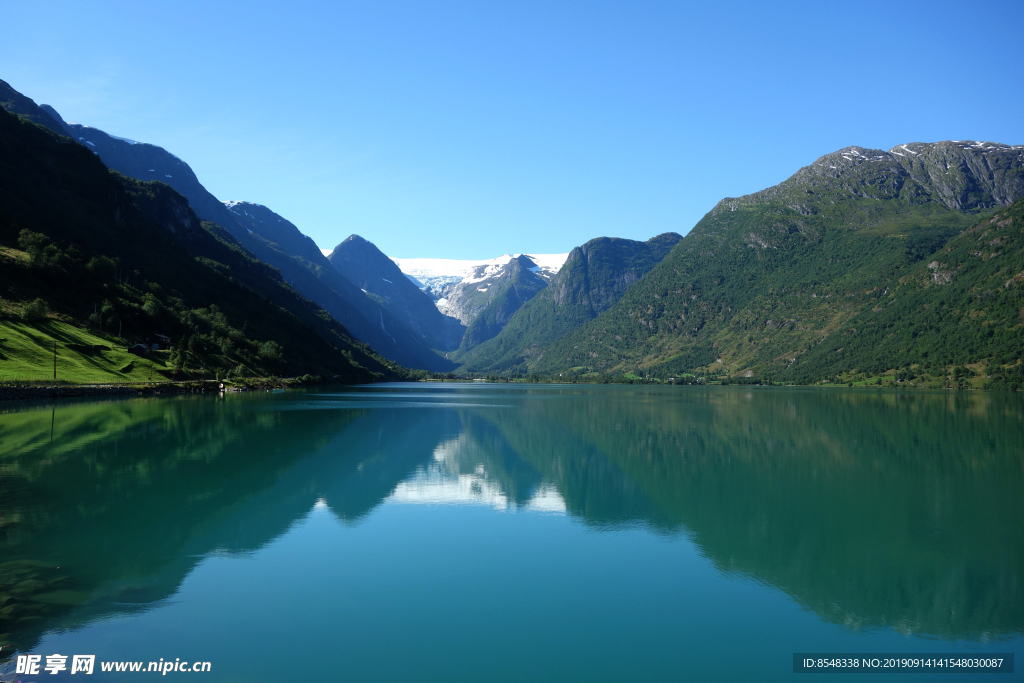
[384,251,570,357]
[391,253,568,305]
[779,197,1024,388]
[436,254,555,328]
[328,235,465,351]
[218,202,453,371]
[531,141,1024,383]
[225,200,325,264]
[0,79,68,136]
[456,233,682,372]
[455,255,551,350]
[0,79,452,371]
[0,106,399,382]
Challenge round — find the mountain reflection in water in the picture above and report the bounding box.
[0,385,1021,656]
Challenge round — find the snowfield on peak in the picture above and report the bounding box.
[391,253,569,287]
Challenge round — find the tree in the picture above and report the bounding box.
[21,298,49,321]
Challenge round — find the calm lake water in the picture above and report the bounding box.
[1,384,1021,681]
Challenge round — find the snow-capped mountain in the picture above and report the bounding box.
[389,253,569,313]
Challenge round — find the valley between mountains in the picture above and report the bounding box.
[2,77,1023,388]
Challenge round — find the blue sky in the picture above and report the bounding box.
[2,0,1022,258]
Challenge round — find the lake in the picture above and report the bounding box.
[1,384,1021,681]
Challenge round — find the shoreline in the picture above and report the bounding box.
[0,377,1014,405]
[0,378,304,403]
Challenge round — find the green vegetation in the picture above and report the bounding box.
[0,108,406,384]
[0,318,167,383]
[458,261,547,350]
[456,234,681,372]
[529,143,1024,388]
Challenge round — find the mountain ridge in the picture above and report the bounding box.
[0,106,399,382]
[456,233,682,371]
[531,140,1024,382]
[0,79,453,371]
[328,235,465,351]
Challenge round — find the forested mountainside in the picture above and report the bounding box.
[329,235,465,351]
[0,108,402,382]
[532,142,1024,387]
[456,233,681,371]
[0,78,452,372]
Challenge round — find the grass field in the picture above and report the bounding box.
[0,318,171,384]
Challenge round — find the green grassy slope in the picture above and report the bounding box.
[0,109,402,383]
[0,318,168,383]
[457,233,681,372]
[532,142,1024,385]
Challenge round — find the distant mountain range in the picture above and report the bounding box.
[4,75,1023,386]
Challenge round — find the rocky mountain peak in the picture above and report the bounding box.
[329,234,465,351]
[712,140,1024,217]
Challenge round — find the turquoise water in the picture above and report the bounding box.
[1,384,1021,681]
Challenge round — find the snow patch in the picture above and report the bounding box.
[108,134,140,144]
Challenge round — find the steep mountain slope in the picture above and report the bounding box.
[225,200,325,264]
[0,108,397,381]
[0,79,68,136]
[457,233,681,372]
[787,199,1024,387]
[391,253,568,306]
[219,202,452,371]
[1,80,451,371]
[533,141,1024,381]
[328,235,465,351]
[455,255,550,350]
[434,254,562,325]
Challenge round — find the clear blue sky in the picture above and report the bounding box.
[2,0,1022,258]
